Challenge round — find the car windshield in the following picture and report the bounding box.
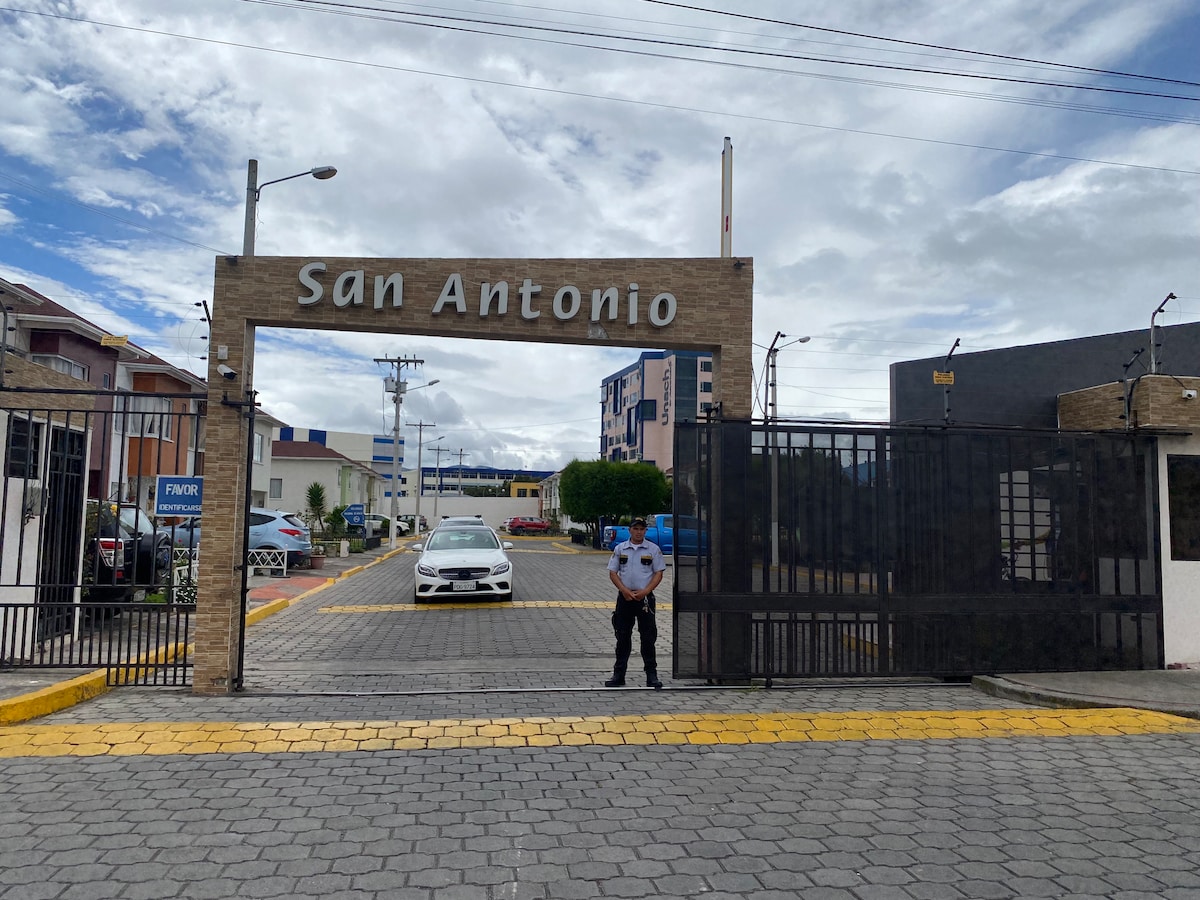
[118,508,156,535]
[426,529,500,551]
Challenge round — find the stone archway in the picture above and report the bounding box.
[196,256,753,693]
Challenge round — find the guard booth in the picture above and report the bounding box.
[672,421,1164,682]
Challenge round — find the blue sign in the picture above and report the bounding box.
[342,503,366,526]
[155,475,203,516]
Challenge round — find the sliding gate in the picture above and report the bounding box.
[673,422,1163,681]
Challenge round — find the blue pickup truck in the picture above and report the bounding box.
[602,514,706,554]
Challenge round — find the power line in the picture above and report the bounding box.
[4,6,1197,177]
[637,0,1200,90]
[268,0,1200,104]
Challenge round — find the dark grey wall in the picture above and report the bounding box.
[891,322,1200,428]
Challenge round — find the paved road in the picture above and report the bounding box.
[3,538,1200,899]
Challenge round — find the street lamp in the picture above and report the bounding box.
[430,445,450,523]
[412,431,444,535]
[242,158,337,257]
[386,378,439,548]
[761,331,809,573]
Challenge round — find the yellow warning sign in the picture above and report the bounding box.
[100,335,129,347]
[933,371,954,385]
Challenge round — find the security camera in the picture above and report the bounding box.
[217,364,238,381]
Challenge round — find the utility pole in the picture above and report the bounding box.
[409,422,440,534]
[374,355,424,549]
[455,448,470,496]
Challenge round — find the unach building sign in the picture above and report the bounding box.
[297,262,679,327]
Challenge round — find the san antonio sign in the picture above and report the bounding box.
[195,256,753,693]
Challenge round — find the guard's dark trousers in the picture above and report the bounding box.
[611,593,658,679]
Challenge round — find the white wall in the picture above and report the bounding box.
[391,495,541,532]
[1158,434,1200,666]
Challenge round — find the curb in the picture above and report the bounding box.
[972,675,1200,721]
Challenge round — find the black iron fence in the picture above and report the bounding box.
[673,422,1163,681]
[0,601,193,686]
[1,393,204,684]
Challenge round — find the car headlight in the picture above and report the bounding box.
[416,563,438,577]
[491,561,511,575]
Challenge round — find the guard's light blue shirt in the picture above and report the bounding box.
[607,539,666,591]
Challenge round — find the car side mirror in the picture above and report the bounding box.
[502,541,514,550]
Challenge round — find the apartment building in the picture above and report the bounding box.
[599,350,713,473]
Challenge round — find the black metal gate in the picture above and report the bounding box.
[1,391,205,685]
[673,422,1163,681]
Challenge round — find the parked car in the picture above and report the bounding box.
[435,515,487,530]
[171,507,313,568]
[506,516,550,535]
[82,501,134,604]
[116,506,173,588]
[250,509,312,567]
[411,525,514,602]
[363,513,408,535]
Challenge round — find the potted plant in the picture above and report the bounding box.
[309,544,327,570]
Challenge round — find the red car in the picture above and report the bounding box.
[506,516,550,535]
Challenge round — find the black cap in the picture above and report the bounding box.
[630,517,648,527]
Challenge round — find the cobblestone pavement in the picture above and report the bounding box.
[3,539,1200,899]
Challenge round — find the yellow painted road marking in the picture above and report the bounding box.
[320,601,614,612]
[1,708,1196,757]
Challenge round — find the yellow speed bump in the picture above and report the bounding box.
[1,707,1197,757]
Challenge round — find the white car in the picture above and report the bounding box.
[412,525,514,602]
[364,513,409,535]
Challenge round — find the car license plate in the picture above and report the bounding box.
[452,580,477,592]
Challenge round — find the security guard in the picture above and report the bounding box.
[605,516,667,689]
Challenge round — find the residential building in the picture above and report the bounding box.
[600,350,713,473]
[269,440,382,521]
[250,409,286,507]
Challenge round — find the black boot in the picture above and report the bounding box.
[646,671,662,689]
[604,675,625,688]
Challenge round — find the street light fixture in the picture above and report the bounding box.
[386,379,439,548]
[413,432,444,535]
[761,331,810,572]
[242,158,338,257]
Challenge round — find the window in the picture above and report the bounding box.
[700,360,713,372]
[269,478,283,499]
[1168,456,1200,560]
[253,433,265,464]
[517,488,528,497]
[700,381,712,393]
[6,416,43,478]
[30,353,88,381]
[121,395,173,440]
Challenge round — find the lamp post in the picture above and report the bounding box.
[430,445,450,522]
[412,431,444,535]
[242,158,337,257]
[763,332,809,573]
[386,378,438,548]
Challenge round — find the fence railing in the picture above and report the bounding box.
[0,601,193,685]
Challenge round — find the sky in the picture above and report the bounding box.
[2,0,1198,473]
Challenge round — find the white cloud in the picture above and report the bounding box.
[0,0,1197,454]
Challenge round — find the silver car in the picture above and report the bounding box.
[172,507,312,568]
[412,525,514,602]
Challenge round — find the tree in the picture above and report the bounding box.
[560,460,670,530]
[305,482,328,535]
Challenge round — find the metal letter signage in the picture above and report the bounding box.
[294,264,679,327]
